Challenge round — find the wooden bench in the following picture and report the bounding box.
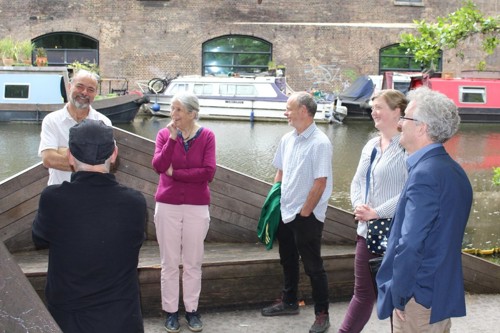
[14,241,356,316]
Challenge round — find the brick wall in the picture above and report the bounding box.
[1,0,498,92]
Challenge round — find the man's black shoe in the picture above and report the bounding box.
[309,311,330,333]
[261,299,299,316]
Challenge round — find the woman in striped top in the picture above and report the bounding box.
[338,89,408,333]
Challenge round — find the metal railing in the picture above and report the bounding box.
[39,49,99,66]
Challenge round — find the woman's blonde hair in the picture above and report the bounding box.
[371,89,408,114]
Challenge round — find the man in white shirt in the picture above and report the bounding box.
[261,91,333,333]
[38,69,112,185]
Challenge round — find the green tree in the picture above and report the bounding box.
[400,0,500,70]
[493,167,500,186]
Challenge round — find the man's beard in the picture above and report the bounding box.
[71,95,90,109]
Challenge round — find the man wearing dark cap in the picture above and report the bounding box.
[32,119,147,333]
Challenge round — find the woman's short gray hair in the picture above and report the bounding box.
[172,92,200,119]
[407,87,460,143]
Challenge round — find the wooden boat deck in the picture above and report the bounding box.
[1,126,499,330]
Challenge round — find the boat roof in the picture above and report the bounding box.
[0,66,70,104]
[171,75,281,84]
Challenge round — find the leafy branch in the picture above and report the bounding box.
[493,167,500,186]
[400,0,500,70]
[68,60,100,75]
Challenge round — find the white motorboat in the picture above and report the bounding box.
[138,75,347,123]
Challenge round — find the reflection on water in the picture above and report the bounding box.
[0,123,42,181]
[1,117,499,250]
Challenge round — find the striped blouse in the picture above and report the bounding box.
[350,134,408,238]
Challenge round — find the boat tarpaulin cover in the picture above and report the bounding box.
[339,76,374,102]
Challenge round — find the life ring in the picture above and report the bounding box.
[148,78,167,94]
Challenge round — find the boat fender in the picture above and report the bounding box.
[151,103,161,112]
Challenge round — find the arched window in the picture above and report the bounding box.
[32,32,99,66]
[379,44,442,74]
[202,35,272,76]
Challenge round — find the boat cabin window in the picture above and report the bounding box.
[394,0,423,5]
[459,87,486,104]
[219,84,256,97]
[4,84,30,99]
[169,83,189,94]
[194,84,214,95]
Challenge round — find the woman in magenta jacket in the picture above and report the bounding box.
[152,92,216,333]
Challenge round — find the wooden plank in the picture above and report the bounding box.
[0,164,47,204]
[0,195,39,230]
[462,252,500,293]
[210,197,261,226]
[210,179,266,208]
[2,212,38,252]
[206,217,259,243]
[114,127,155,154]
[114,170,158,196]
[117,146,158,179]
[15,242,355,313]
[0,241,61,333]
[214,167,270,197]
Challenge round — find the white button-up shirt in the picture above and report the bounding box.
[273,123,333,223]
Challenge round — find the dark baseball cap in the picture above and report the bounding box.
[69,119,115,165]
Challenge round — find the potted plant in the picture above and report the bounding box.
[18,40,35,65]
[0,37,17,66]
[35,47,48,67]
[267,60,277,76]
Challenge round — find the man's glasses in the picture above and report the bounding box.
[399,116,419,122]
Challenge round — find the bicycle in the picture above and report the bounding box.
[147,73,180,94]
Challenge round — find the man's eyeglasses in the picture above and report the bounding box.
[399,116,419,122]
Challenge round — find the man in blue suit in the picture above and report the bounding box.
[376,87,473,332]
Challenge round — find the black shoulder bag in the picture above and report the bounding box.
[364,147,392,294]
[364,147,391,256]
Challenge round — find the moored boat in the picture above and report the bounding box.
[385,70,500,123]
[335,75,375,120]
[0,66,148,123]
[428,70,500,123]
[139,75,347,123]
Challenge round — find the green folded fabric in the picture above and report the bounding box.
[256,182,281,250]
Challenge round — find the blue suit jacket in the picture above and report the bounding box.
[376,146,473,324]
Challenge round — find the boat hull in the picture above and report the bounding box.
[0,94,147,124]
[340,101,372,120]
[457,107,500,123]
[146,94,339,123]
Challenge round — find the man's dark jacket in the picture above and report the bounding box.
[33,171,147,333]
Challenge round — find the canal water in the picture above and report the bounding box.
[1,116,499,251]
